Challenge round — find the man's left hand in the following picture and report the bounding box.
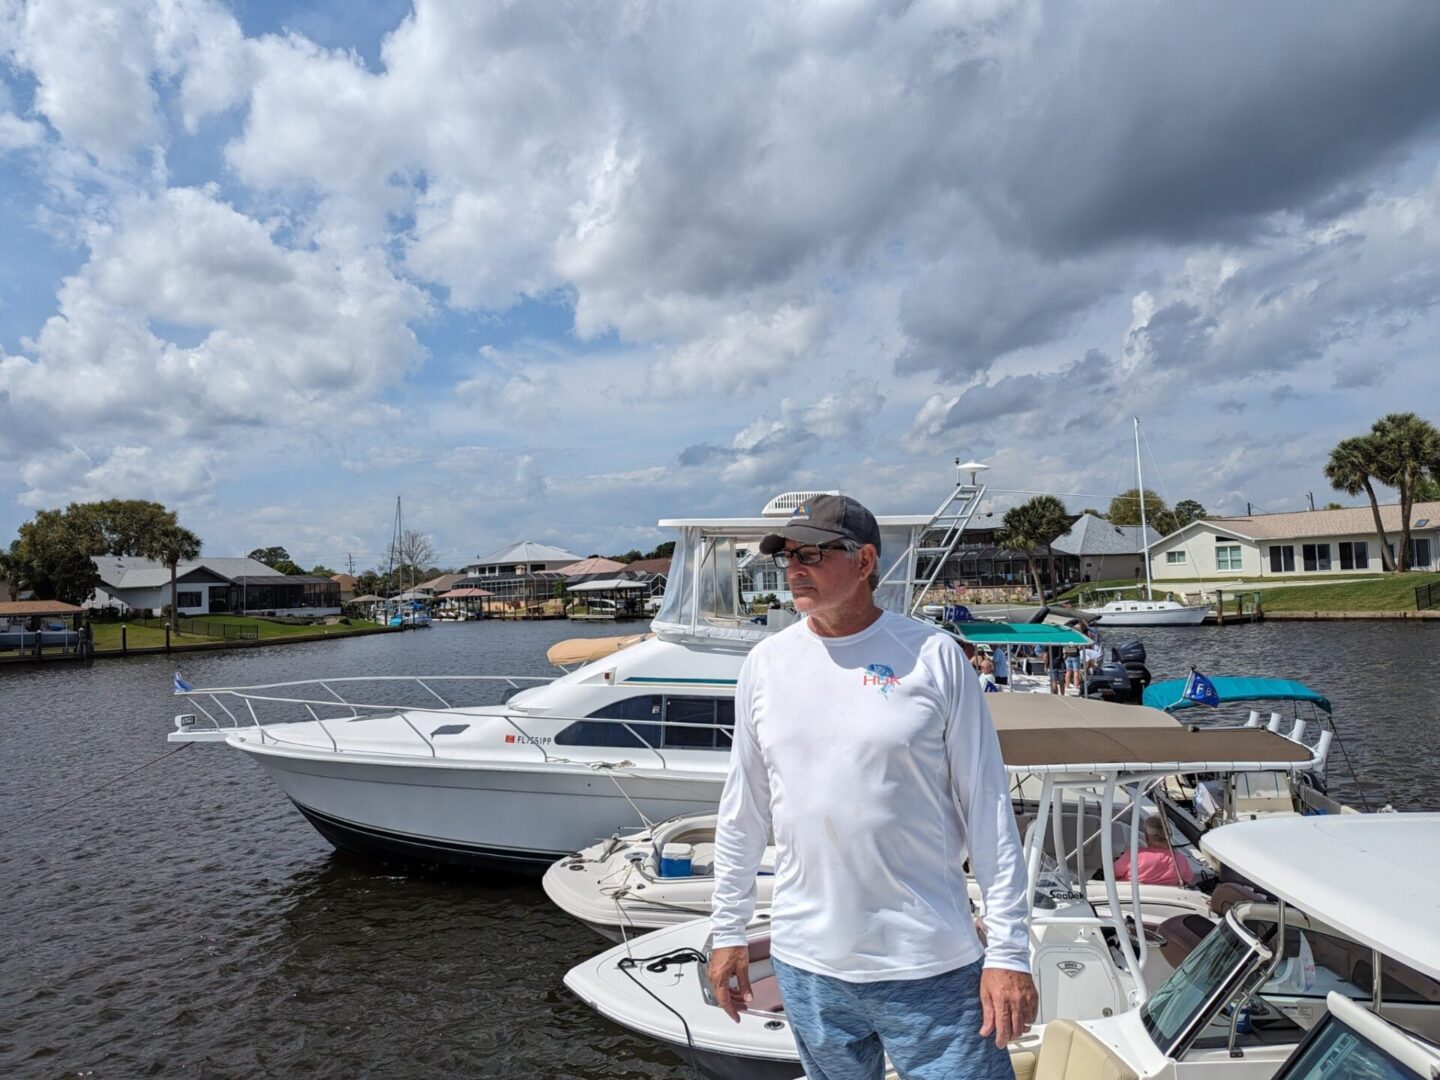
[978,968,1038,1048]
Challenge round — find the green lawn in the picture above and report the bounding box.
[1061,573,1440,613]
[1252,572,1440,613]
[91,614,382,652]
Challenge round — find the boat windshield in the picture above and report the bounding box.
[1141,911,1271,1057]
[1276,1014,1425,1080]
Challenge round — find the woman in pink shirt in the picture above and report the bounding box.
[1113,815,1194,886]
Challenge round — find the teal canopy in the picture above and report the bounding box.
[1143,677,1332,714]
[951,623,1091,647]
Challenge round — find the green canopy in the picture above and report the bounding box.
[1143,677,1332,714]
[951,622,1091,646]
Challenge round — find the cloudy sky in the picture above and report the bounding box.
[2,0,1439,571]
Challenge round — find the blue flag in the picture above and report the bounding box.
[1182,668,1220,708]
[173,672,193,694]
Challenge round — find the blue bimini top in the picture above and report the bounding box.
[1143,676,1332,714]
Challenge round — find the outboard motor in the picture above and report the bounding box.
[1110,639,1146,664]
[1110,638,1152,698]
[1083,662,1134,703]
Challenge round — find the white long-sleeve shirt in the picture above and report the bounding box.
[710,610,1031,981]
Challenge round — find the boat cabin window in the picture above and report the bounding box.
[556,695,663,748]
[1274,1013,1422,1080]
[661,697,735,750]
[1141,916,1270,1057]
[554,695,736,750]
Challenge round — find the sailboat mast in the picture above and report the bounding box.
[1134,417,1153,602]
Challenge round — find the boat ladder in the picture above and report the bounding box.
[878,460,987,616]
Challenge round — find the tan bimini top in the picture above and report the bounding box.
[985,694,1178,731]
[998,725,1315,773]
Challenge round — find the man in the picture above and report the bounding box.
[709,495,1037,1080]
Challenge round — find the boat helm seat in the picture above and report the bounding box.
[1154,913,1214,969]
[1209,882,1264,918]
[1011,1018,1138,1080]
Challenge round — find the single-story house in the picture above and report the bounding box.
[1051,515,1160,584]
[1148,501,1440,581]
[90,556,341,616]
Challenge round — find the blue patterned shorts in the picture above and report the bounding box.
[771,957,1014,1080]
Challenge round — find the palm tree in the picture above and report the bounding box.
[144,525,203,633]
[1370,412,1440,571]
[998,497,1072,599]
[1323,436,1396,571]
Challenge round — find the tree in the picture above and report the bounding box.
[309,564,338,578]
[248,547,304,575]
[646,540,676,560]
[13,509,102,604]
[0,541,31,600]
[144,524,203,633]
[66,499,177,556]
[1323,502,1344,510]
[1106,488,1168,528]
[997,496,1071,599]
[354,570,381,596]
[1171,500,1207,528]
[1324,435,1397,571]
[394,530,436,573]
[1078,508,1104,519]
[1369,412,1440,571]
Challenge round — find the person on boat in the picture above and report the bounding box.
[709,494,1036,1080]
[992,645,1009,686]
[1112,814,1194,887]
[1048,646,1066,694]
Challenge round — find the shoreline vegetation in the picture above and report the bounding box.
[89,614,399,657]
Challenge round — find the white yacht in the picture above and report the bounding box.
[561,725,1328,1079]
[167,466,985,872]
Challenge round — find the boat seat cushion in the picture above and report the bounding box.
[1010,1048,1039,1080]
[1156,913,1214,968]
[1208,882,1263,918]
[1033,1019,1138,1080]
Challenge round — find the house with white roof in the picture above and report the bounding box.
[1050,515,1161,584]
[1148,501,1440,581]
[89,556,341,616]
[463,541,583,578]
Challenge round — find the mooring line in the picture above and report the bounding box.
[0,742,195,836]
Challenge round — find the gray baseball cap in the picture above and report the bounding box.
[759,494,882,555]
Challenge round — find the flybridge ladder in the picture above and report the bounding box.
[878,459,987,616]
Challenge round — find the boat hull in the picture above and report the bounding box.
[1083,605,1209,626]
[236,740,725,875]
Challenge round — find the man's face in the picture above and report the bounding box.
[782,540,872,615]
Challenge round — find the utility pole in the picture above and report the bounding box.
[346,552,355,574]
[1246,502,1252,516]
[1307,491,1316,512]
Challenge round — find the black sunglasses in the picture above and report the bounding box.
[772,541,858,568]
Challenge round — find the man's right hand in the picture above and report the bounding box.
[707,945,753,1023]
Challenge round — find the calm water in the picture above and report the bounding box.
[2,618,1437,1078]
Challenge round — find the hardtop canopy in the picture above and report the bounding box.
[1201,814,1440,980]
[1144,677,1332,714]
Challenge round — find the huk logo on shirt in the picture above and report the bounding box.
[862,662,901,696]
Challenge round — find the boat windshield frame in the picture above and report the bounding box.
[1140,908,1273,1058]
[1270,999,1440,1080]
